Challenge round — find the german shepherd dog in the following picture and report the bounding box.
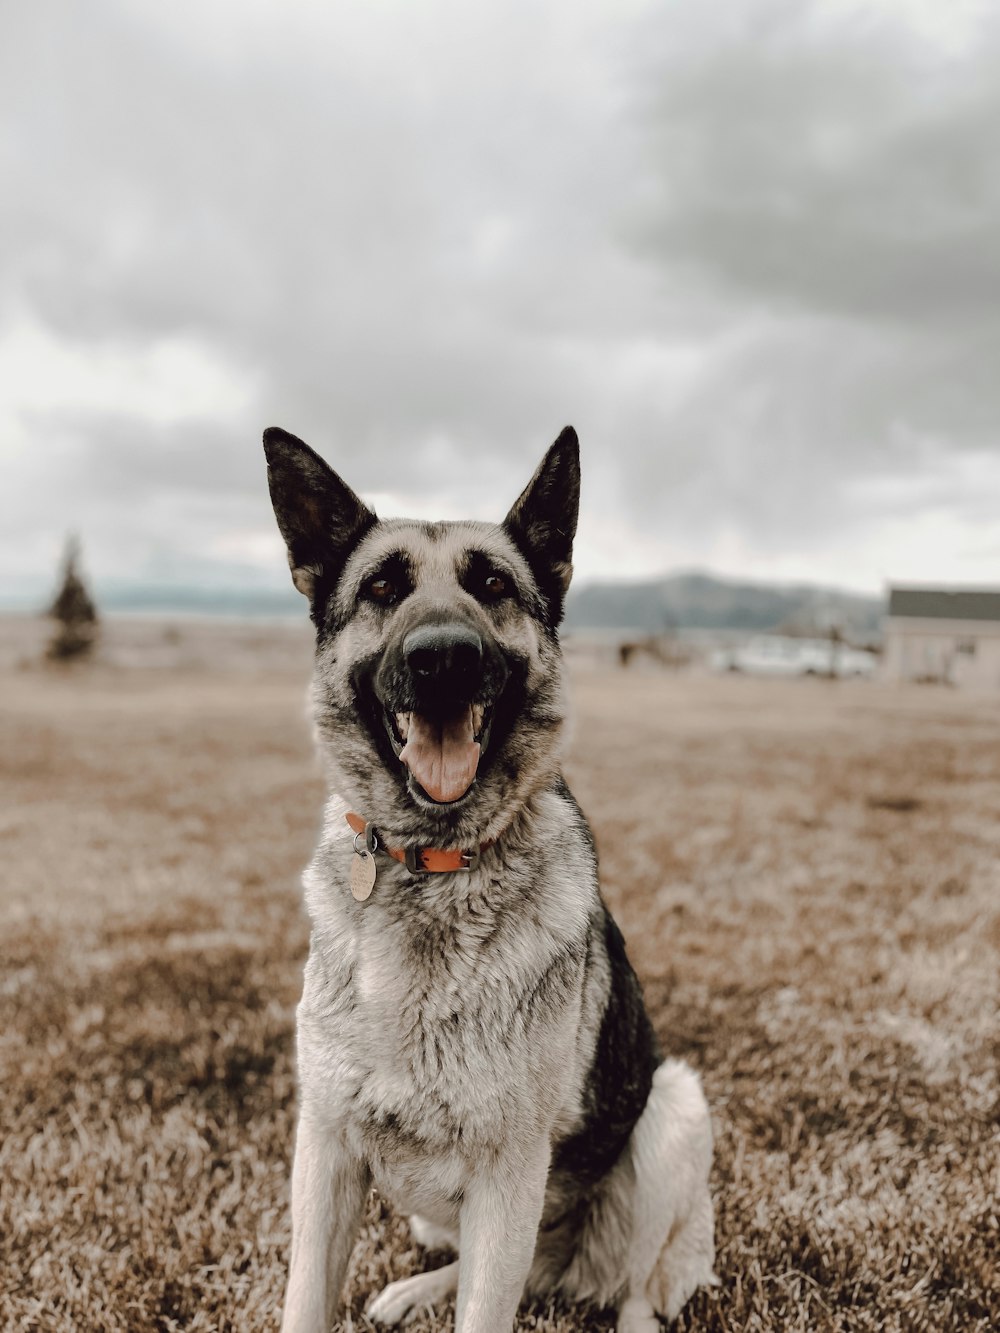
[263,426,716,1333]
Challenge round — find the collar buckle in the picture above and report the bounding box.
[461,846,482,873]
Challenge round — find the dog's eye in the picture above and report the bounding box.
[483,572,509,601]
[366,577,397,606]
[460,552,515,606]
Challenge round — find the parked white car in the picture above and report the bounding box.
[711,636,878,678]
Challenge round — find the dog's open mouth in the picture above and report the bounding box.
[386,703,490,804]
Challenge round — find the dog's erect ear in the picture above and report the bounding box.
[503,426,580,624]
[263,427,376,613]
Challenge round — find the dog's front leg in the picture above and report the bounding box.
[281,1113,370,1333]
[454,1136,550,1333]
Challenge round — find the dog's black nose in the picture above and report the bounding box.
[404,623,483,695]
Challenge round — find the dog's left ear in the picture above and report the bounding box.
[504,426,580,624]
[263,426,376,618]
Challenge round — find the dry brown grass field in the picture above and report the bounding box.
[1,616,998,1332]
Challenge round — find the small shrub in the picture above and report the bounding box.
[47,534,99,662]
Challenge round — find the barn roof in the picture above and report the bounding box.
[888,588,1000,622]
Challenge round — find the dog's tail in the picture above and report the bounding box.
[546,1058,717,1322]
[625,1058,718,1323]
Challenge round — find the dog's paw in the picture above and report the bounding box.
[617,1296,661,1333]
[366,1276,446,1326]
[366,1277,421,1326]
[366,1263,458,1326]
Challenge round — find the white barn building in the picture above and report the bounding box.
[883,588,1000,688]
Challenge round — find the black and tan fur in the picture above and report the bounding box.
[263,426,716,1333]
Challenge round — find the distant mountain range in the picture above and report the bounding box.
[5,571,886,638]
[564,572,884,638]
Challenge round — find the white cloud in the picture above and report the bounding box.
[0,318,254,445]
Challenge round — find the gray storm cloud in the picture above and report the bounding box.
[2,0,998,596]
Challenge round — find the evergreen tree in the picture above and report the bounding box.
[47,535,99,661]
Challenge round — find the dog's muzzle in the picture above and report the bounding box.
[377,619,508,805]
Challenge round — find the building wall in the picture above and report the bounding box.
[883,616,1000,688]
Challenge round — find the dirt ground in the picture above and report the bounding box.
[1,616,998,1332]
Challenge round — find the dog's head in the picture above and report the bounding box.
[263,426,580,844]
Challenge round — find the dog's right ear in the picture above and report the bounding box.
[263,427,376,614]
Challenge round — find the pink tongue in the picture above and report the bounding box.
[399,707,481,803]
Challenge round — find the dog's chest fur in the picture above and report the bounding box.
[295,792,601,1221]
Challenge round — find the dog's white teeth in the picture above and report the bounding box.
[395,711,411,741]
[471,704,485,737]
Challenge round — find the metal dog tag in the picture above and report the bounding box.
[350,849,377,901]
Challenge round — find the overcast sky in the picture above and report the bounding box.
[3,0,999,603]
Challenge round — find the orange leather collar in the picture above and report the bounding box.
[345,811,492,875]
